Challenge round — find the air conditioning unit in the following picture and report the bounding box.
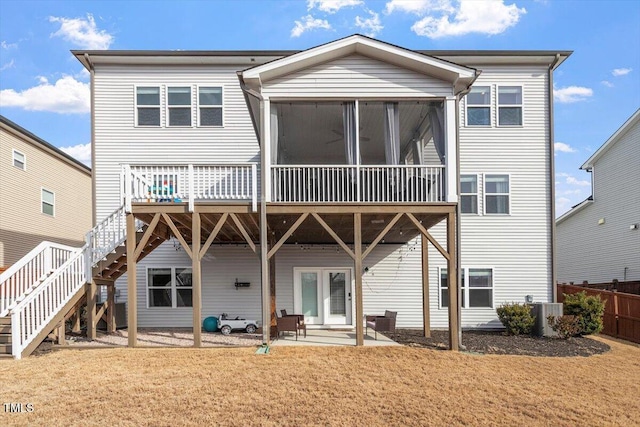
[530,303,563,337]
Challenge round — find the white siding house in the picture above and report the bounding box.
[557,109,640,283]
[72,35,568,344]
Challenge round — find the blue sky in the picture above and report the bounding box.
[0,0,638,216]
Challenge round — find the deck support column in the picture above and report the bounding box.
[126,213,137,347]
[260,98,271,346]
[86,279,97,340]
[192,212,202,347]
[422,235,431,338]
[269,241,277,338]
[354,213,364,346]
[72,306,81,333]
[107,285,116,333]
[446,211,459,351]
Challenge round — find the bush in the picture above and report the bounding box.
[562,291,606,335]
[547,315,581,339]
[496,303,535,335]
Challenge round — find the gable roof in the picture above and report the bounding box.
[581,108,640,171]
[240,34,478,94]
[0,115,91,174]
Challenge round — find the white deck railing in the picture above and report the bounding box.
[11,247,86,359]
[0,242,77,318]
[122,164,258,212]
[271,165,444,203]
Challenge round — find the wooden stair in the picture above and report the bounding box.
[0,316,12,358]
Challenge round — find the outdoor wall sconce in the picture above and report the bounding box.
[234,278,250,289]
[525,295,534,303]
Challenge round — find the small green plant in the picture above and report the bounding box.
[496,303,535,335]
[562,291,606,335]
[547,315,581,339]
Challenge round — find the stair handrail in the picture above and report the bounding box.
[86,205,143,268]
[10,246,87,359]
[0,241,78,318]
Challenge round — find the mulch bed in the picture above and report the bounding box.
[392,329,610,357]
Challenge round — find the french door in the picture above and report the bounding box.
[293,268,353,326]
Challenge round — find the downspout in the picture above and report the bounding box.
[85,53,96,228]
[238,72,270,345]
[548,54,561,303]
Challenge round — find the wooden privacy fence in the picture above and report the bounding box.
[557,283,640,344]
[572,281,640,296]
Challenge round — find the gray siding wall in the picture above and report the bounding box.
[557,119,640,283]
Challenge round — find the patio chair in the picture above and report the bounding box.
[365,310,397,340]
[280,309,307,338]
[275,311,301,341]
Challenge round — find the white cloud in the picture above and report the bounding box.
[0,59,15,72]
[308,0,363,13]
[0,75,89,114]
[556,197,571,211]
[601,80,613,88]
[559,189,582,196]
[49,13,113,49]
[554,142,576,153]
[1,40,18,49]
[291,15,332,38]
[553,85,593,103]
[59,142,91,166]
[612,68,632,77]
[556,172,590,187]
[355,10,383,37]
[385,1,526,38]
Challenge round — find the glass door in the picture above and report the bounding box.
[323,269,352,325]
[294,269,323,325]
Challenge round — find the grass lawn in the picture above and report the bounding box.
[1,336,638,426]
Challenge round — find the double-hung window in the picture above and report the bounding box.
[466,86,491,126]
[148,267,193,308]
[198,86,223,126]
[460,175,478,214]
[13,149,26,170]
[136,86,161,126]
[485,174,510,214]
[41,188,55,216]
[498,86,523,126]
[440,268,494,309]
[167,87,192,126]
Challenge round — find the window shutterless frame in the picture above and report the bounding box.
[197,85,224,127]
[134,85,162,127]
[166,86,193,127]
[497,85,523,126]
[438,267,494,309]
[460,174,479,214]
[146,266,193,308]
[465,85,492,127]
[12,149,26,170]
[41,188,55,216]
[483,173,511,215]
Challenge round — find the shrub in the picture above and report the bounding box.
[562,291,606,335]
[547,315,581,339]
[496,303,535,335]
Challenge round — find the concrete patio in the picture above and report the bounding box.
[271,329,400,347]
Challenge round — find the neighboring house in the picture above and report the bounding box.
[0,34,569,358]
[556,109,640,284]
[0,115,92,269]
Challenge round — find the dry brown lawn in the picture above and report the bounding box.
[1,336,639,426]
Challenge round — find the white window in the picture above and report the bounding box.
[136,86,161,126]
[498,86,523,126]
[13,149,26,170]
[198,86,223,126]
[41,188,54,216]
[466,86,491,126]
[439,268,494,309]
[485,174,510,215]
[167,86,192,126]
[460,174,478,214]
[147,267,193,308]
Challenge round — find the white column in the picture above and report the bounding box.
[444,96,458,203]
[262,98,271,203]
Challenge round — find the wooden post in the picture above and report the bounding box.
[107,285,116,333]
[72,305,81,333]
[613,290,619,338]
[354,213,364,346]
[422,235,431,338]
[192,212,202,347]
[269,238,277,338]
[57,321,65,345]
[126,213,137,347]
[86,279,97,340]
[447,211,459,351]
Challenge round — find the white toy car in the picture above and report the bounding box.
[218,313,259,335]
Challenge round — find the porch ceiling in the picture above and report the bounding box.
[134,207,449,247]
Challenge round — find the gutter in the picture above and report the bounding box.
[85,53,97,228]
[548,53,561,303]
[236,71,262,141]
